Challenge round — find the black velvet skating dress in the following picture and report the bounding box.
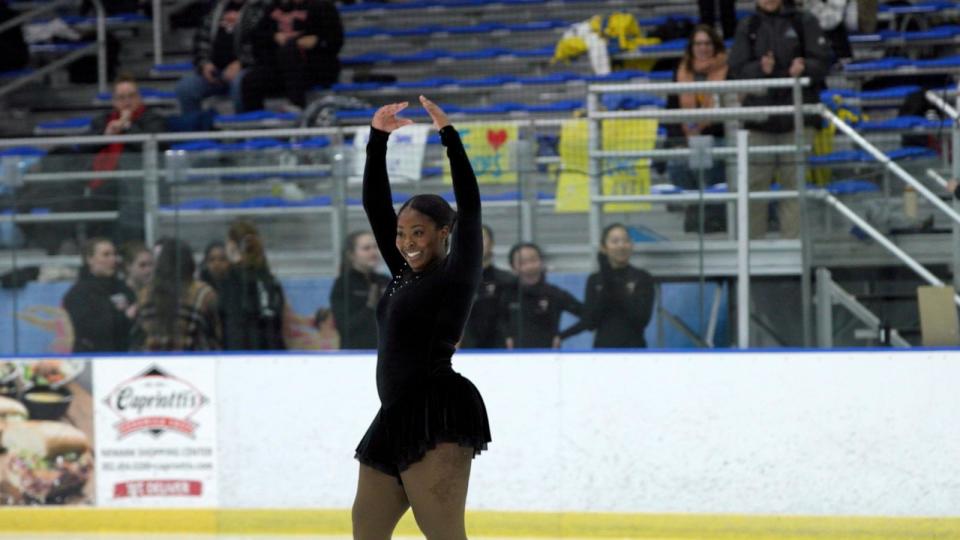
[354,124,491,480]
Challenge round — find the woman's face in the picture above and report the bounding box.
[602,227,633,268]
[205,246,230,280]
[350,233,381,274]
[126,250,155,286]
[692,31,716,62]
[396,208,448,273]
[512,246,543,286]
[87,241,118,278]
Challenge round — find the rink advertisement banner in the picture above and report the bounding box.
[0,358,95,506]
[93,358,218,508]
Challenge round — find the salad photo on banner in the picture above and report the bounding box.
[555,118,658,212]
[444,122,519,185]
[0,359,95,506]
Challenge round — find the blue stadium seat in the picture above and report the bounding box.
[34,116,92,135]
[152,62,193,74]
[826,179,880,195]
[458,75,519,87]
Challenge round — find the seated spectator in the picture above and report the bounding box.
[220,219,287,350]
[175,0,274,116]
[329,230,388,350]
[120,241,155,298]
[88,74,166,243]
[461,224,515,349]
[0,0,29,73]
[131,239,221,351]
[501,242,583,349]
[242,0,343,111]
[63,237,136,352]
[672,24,728,232]
[576,224,655,348]
[199,240,231,292]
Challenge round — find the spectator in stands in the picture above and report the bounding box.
[329,230,388,350]
[461,224,515,349]
[121,241,155,298]
[728,0,831,238]
[0,0,29,73]
[199,240,231,292]
[89,74,166,243]
[500,242,584,349]
[806,0,853,61]
[63,237,136,352]
[220,219,287,349]
[175,0,274,116]
[673,24,729,232]
[131,239,221,351]
[241,0,343,111]
[574,224,655,348]
[699,0,736,39]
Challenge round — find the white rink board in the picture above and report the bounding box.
[215,350,960,516]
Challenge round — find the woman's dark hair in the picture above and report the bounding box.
[397,194,457,230]
[681,24,725,73]
[600,222,630,247]
[120,241,149,269]
[507,242,544,269]
[340,230,373,275]
[147,239,196,342]
[228,219,269,271]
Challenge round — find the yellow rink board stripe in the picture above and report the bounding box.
[1,508,958,539]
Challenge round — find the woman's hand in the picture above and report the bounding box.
[371,102,414,133]
[419,95,450,130]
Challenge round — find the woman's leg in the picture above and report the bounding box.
[352,463,410,540]
[399,443,473,540]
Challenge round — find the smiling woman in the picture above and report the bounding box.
[354,96,491,540]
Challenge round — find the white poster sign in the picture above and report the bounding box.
[93,358,218,507]
[350,124,429,183]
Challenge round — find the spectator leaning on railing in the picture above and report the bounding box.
[728,0,831,239]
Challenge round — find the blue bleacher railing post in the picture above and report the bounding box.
[736,129,750,349]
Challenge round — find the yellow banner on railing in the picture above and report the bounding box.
[443,122,519,184]
[555,118,657,213]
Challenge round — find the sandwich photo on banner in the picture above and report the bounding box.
[1,420,93,504]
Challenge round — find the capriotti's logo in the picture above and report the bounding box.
[103,365,208,439]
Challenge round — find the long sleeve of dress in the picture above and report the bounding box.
[440,125,482,282]
[362,127,406,276]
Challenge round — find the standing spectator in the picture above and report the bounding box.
[728,0,831,238]
[577,224,655,348]
[330,230,389,350]
[131,240,221,351]
[699,0,736,39]
[673,24,729,232]
[220,219,287,350]
[241,0,343,111]
[174,0,274,116]
[63,237,136,352]
[461,224,515,349]
[120,241,155,298]
[807,0,853,61]
[199,240,231,293]
[89,74,166,244]
[501,242,583,349]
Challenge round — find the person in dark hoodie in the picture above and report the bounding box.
[575,223,655,348]
[174,0,274,115]
[500,242,583,349]
[329,230,389,349]
[63,237,136,352]
[219,219,286,350]
[461,224,515,349]
[241,0,343,111]
[727,0,831,238]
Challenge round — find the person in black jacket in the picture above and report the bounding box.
[175,0,274,115]
[577,223,655,348]
[63,237,136,352]
[199,240,231,294]
[330,230,389,349]
[461,224,514,349]
[500,242,583,349]
[219,219,286,350]
[241,0,343,110]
